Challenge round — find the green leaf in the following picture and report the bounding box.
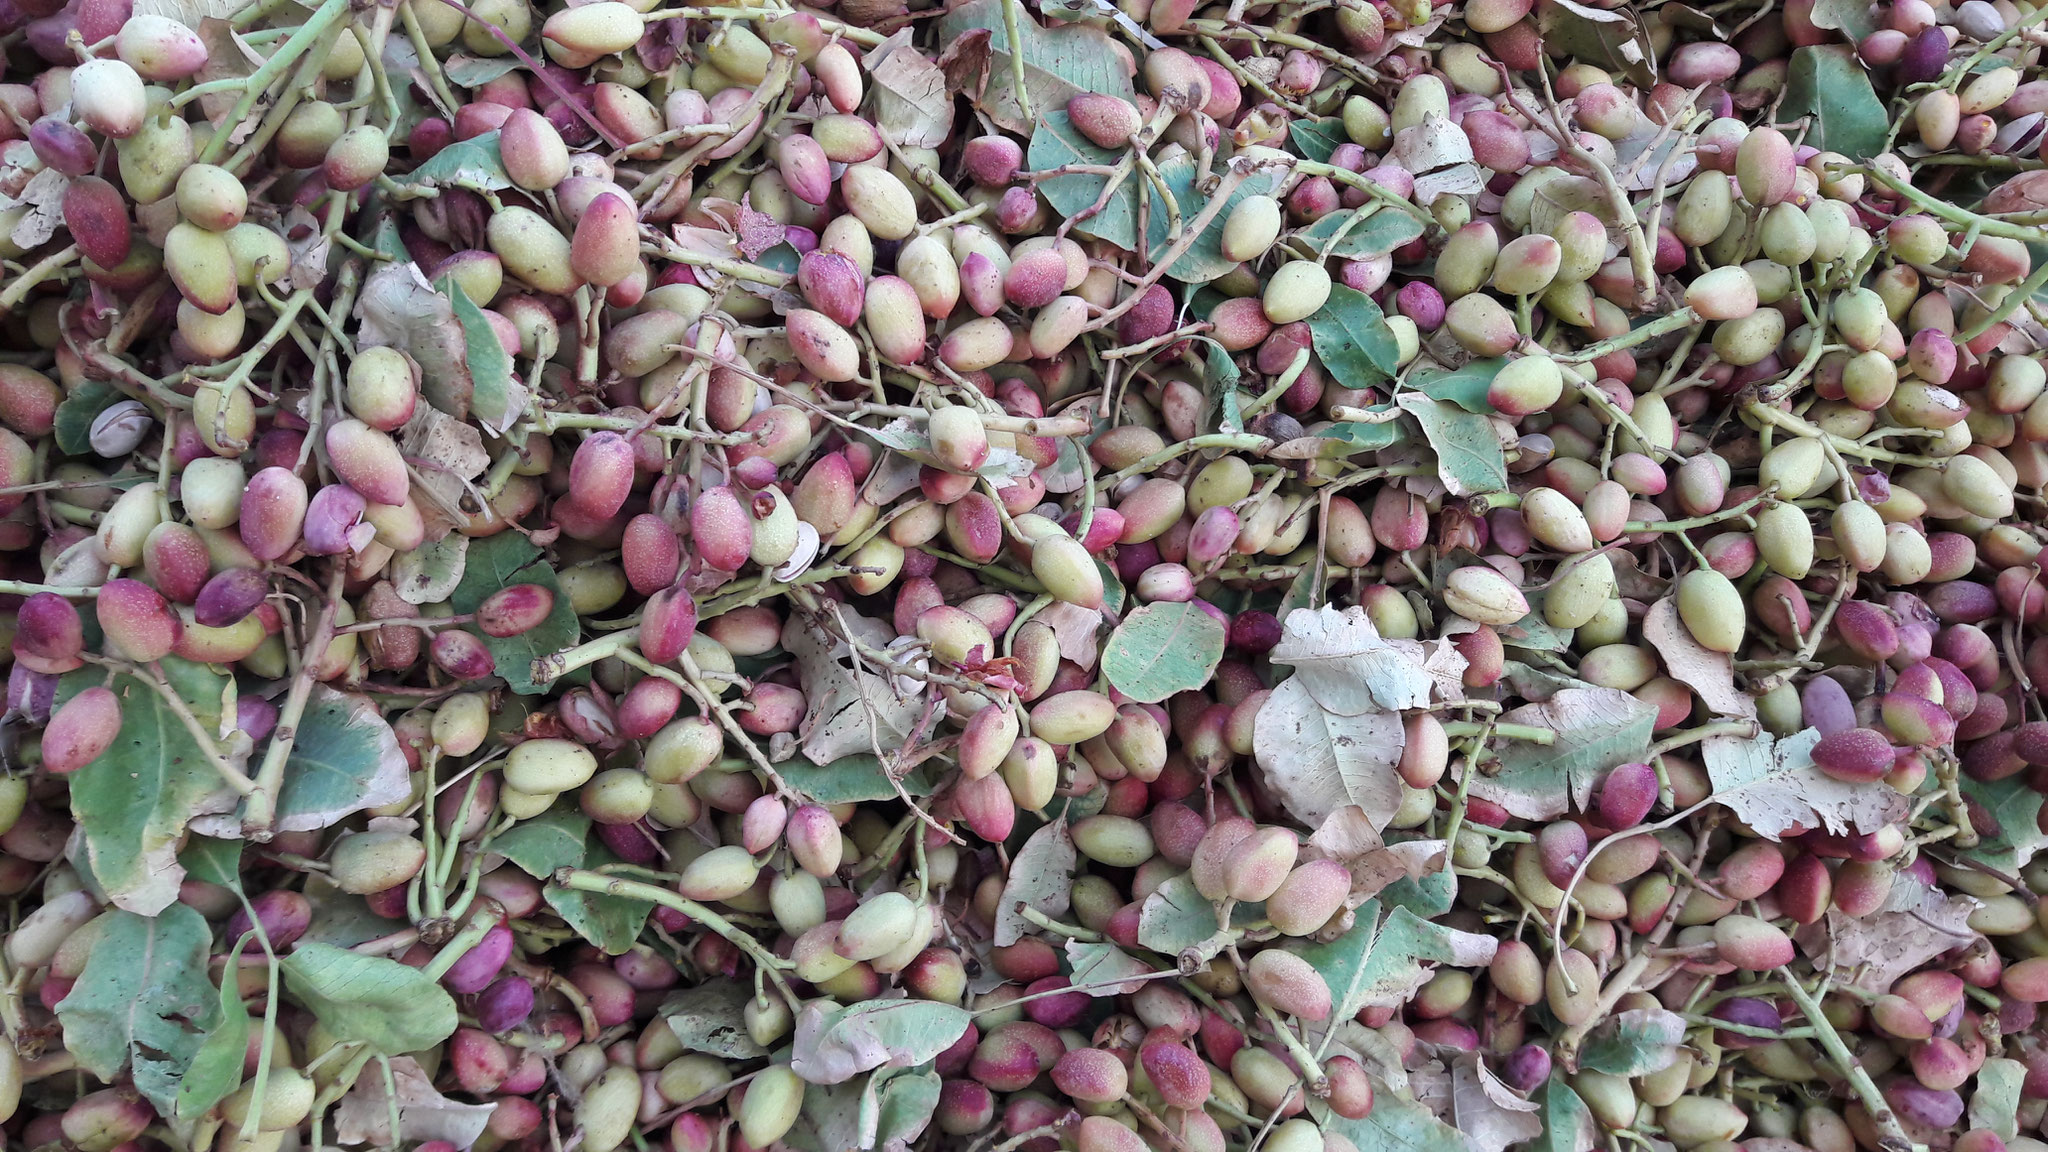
[280,943,458,1056]
[1295,902,1493,1027]
[994,818,1077,946]
[1289,118,1349,163]
[1318,414,1402,454]
[1307,284,1402,391]
[390,534,469,605]
[1025,111,1277,278]
[935,0,1135,135]
[1476,687,1659,821]
[495,809,654,952]
[1281,565,1321,616]
[58,906,221,1117]
[56,657,236,914]
[870,1069,942,1152]
[1027,112,1139,249]
[494,808,592,878]
[779,754,942,805]
[54,380,122,456]
[1579,1008,1686,1076]
[1321,1076,1471,1152]
[1096,558,1126,617]
[1409,358,1506,414]
[1295,209,1427,262]
[178,836,244,892]
[1396,395,1508,496]
[174,953,252,1132]
[1378,867,1454,919]
[1136,873,1260,963]
[442,53,520,87]
[448,533,580,695]
[546,838,654,954]
[1807,0,1877,39]
[790,999,975,1085]
[395,130,512,194]
[661,982,770,1060]
[273,687,411,832]
[1064,940,1156,994]
[1958,773,2048,874]
[439,277,518,436]
[1971,1057,2025,1142]
[1782,46,1887,160]
[1529,1076,1597,1152]
[1101,602,1228,704]
[1499,598,1575,652]
[1203,339,1245,433]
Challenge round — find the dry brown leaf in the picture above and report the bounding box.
[1794,878,1977,992]
[1036,602,1103,667]
[784,610,923,766]
[1642,597,1755,719]
[1702,728,1910,841]
[1252,677,1405,829]
[1306,807,1446,897]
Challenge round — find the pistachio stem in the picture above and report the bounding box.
[0,245,78,311]
[1778,968,1918,1152]
[552,868,804,1012]
[198,0,353,168]
[244,563,345,839]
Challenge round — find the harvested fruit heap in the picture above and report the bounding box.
[2,0,2048,1148]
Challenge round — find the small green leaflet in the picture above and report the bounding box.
[789,999,974,1085]
[58,906,222,1117]
[174,939,253,1133]
[449,533,581,695]
[868,1069,941,1152]
[494,808,591,877]
[1136,873,1262,963]
[1529,1076,1597,1152]
[1410,358,1506,414]
[1318,411,1402,454]
[495,809,655,953]
[1474,687,1659,822]
[280,944,458,1056]
[53,379,123,456]
[439,277,519,436]
[993,818,1076,946]
[1295,900,1497,1028]
[272,687,412,832]
[391,533,470,605]
[1957,774,2048,874]
[1321,1077,1470,1152]
[661,982,770,1060]
[1578,1008,1686,1076]
[178,836,244,891]
[1295,209,1427,261]
[1397,394,1508,496]
[1096,558,1127,616]
[1025,111,1280,281]
[779,754,942,805]
[1203,339,1245,433]
[933,0,1134,134]
[1308,285,1403,391]
[1971,1058,2025,1142]
[1782,46,1888,160]
[393,130,513,195]
[1289,118,1350,163]
[1101,602,1227,704]
[56,657,236,914]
